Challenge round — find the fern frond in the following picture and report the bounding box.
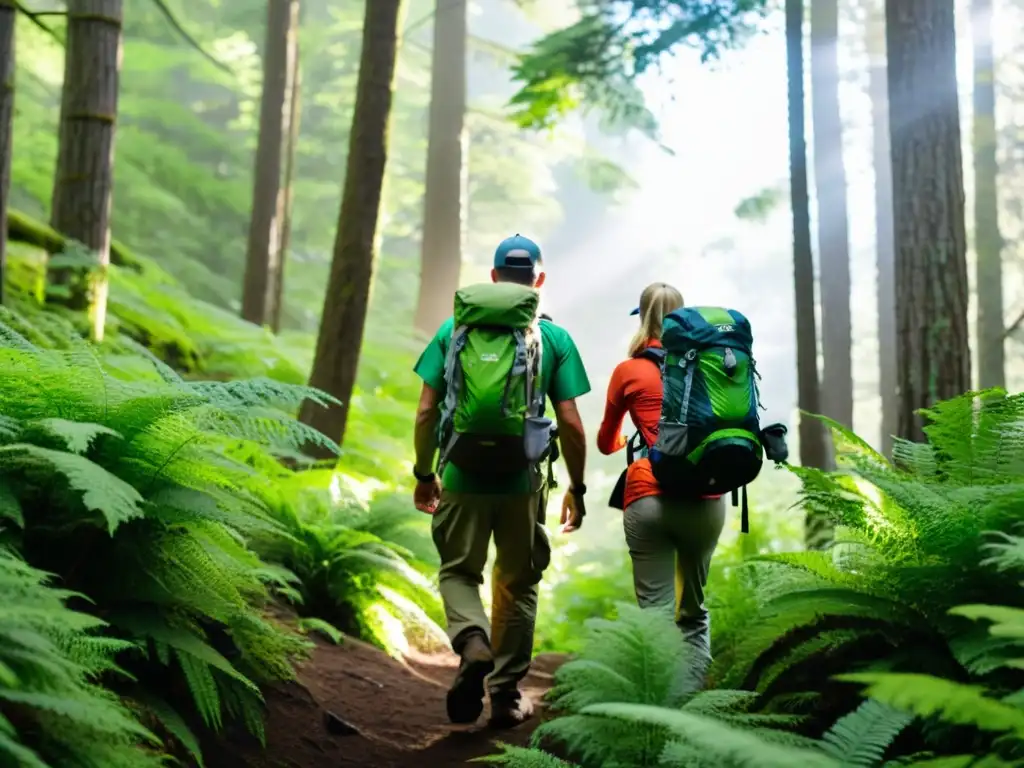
[819,699,913,767]
[0,444,145,533]
[840,673,1024,739]
[296,617,344,645]
[476,742,579,766]
[579,703,838,767]
[27,419,121,454]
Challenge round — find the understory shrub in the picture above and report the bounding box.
[0,312,338,761]
[485,392,1024,767]
[0,548,165,768]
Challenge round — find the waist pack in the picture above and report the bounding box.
[614,307,789,533]
[436,283,555,479]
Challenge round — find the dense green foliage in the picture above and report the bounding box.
[1,1,1018,766]
[486,392,1024,767]
[0,290,442,763]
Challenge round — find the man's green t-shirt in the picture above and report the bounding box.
[414,316,591,494]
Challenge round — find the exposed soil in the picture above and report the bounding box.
[201,635,567,768]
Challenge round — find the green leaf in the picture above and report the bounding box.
[579,703,839,767]
[0,444,145,534]
[32,418,122,454]
[838,673,1024,739]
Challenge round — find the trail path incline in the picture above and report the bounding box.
[203,636,566,767]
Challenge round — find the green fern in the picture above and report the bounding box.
[819,699,913,767]
[839,673,1024,740]
[476,743,579,767]
[0,549,165,767]
[580,703,837,767]
[296,617,344,645]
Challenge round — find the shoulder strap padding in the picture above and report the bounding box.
[635,346,667,365]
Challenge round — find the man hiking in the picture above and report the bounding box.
[411,234,590,729]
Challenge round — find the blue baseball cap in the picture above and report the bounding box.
[494,234,542,269]
[629,306,640,316]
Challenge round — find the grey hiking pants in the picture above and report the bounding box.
[622,493,726,681]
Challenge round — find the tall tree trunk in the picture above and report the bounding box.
[413,0,468,336]
[787,0,831,549]
[299,0,403,453]
[241,0,299,327]
[0,0,14,305]
[886,0,970,442]
[867,0,897,459]
[271,40,302,333]
[810,0,853,431]
[48,0,123,342]
[972,0,1004,391]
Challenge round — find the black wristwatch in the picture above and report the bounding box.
[570,484,587,497]
[413,467,435,483]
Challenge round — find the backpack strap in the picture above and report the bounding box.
[622,346,665,466]
[731,486,750,534]
[625,430,646,465]
[437,325,470,473]
[635,346,666,367]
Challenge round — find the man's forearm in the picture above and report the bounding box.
[554,399,587,488]
[414,410,439,475]
[557,423,587,488]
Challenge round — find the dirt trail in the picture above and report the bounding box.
[202,636,567,768]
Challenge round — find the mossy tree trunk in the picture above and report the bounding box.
[48,0,123,341]
[0,0,14,305]
[866,0,897,459]
[787,0,832,550]
[413,0,468,336]
[241,0,299,328]
[271,42,301,334]
[885,0,970,442]
[810,0,853,434]
[299,0,404,453]
[971,0,1004,391]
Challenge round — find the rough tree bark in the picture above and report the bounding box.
[885,0,970,442]
[0,0,14,305]
[241,0,299,327]
[413,0,468,336]
[810,0,853,432]
[271,35,302,334]
[972,0,1004,391]
[787,0,831,549]
[867,0,897,459]
[48,0,123,341]
[299,0,403,453]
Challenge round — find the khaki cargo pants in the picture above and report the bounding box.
[431,487,550,694]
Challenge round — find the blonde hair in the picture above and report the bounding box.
[628,282,684,357]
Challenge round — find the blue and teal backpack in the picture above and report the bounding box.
[629,306,787,532]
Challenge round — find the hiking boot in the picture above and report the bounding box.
[488,689,534,730]
[446,633,495,724]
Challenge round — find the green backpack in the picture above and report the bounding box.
[645,306,788,533]
[436,283,554,478]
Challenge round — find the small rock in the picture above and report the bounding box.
[324,710,361,737]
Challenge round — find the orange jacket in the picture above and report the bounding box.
[597,340,664,509]
[598,339,724,509]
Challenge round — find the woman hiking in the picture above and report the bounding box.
[596,282,726,682]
